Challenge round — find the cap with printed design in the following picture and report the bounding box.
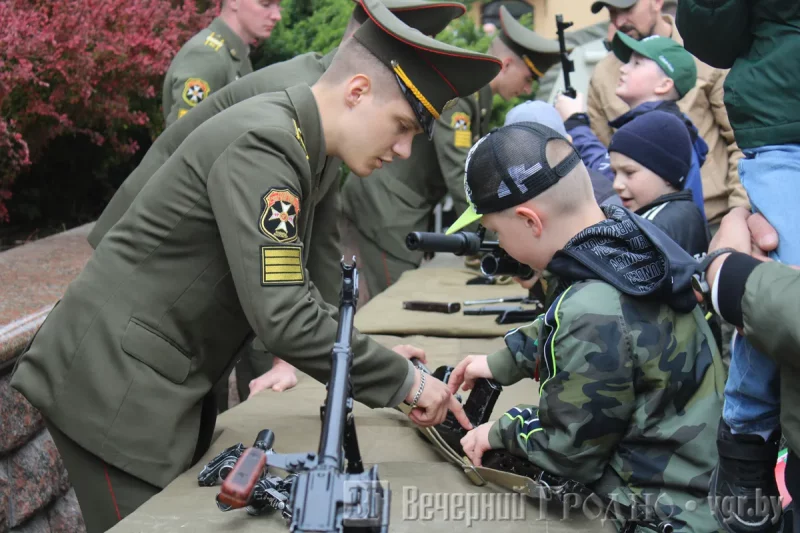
[612,32,697,97]
[447,122,582,234]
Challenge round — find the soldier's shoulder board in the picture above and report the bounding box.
[451,111,472,148]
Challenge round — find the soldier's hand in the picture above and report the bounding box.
[554,92,586,121]
[249,358,299,395]
[447,355,493,395]
[392,344,428,365]
[405,368,472,430]
[460,423,493,467]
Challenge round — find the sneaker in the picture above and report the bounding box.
[710,419,783,532]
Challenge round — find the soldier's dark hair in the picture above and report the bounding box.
[318,37,398,101]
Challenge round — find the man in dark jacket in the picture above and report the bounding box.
[677,4,800,530]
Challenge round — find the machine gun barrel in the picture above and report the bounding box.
[407,231,533,280]
[556,14,576,98]
[317,261,357,470]
[405,231,492,256]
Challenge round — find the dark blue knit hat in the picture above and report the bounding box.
[608,110,692,189]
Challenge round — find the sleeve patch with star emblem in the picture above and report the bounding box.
[182,78,210,107]
[259,188,301,243]
[261,245,304,286]
[451,112,472,148]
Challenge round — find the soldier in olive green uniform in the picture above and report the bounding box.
[340,6,571,301]
[162,0,283,126]
[90,0,467,411]
[11,0,501,530]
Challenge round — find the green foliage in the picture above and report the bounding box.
[253,0,353,69]
[436,12,538,129]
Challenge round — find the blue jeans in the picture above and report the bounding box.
[723,144,800,434]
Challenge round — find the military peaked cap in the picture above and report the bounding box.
[352,0,466,37]
[353,0,502,138]
[498,6,570,78]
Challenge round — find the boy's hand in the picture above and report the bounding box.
[460,423,493,466]
[512,272,540,290]
[554,92,586,121]
[448,355,493,395]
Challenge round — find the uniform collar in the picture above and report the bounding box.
[285,84,326,177]
[209,18,250,63]
[321,48,337,70]
[478,84,493,107]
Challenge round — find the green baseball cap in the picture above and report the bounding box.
[612,32,697,97]
[351,0,467,37]
[497,6,568,79]
[353,0,502,138]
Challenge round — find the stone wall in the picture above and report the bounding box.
[0,224,94,533]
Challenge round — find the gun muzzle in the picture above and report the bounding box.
[254,429,275,452]
[405,231,483,256]
[481,253,534,280]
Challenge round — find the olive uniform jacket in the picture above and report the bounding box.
[162,17,253,127]
[11,85,414,489]
[92,50,342,305]
[341,85,493,264]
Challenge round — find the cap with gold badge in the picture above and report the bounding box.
[353,0,502,139]
[351,0,467,37]
[498,6,571,79]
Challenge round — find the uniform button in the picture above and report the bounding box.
[231,49,237,57]
[473,135,479,143]
[481,108,487,116]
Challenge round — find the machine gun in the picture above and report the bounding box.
[406,362,675,533]
[406,227,534,280]
[556,14,576,99]
[213,259,390,533]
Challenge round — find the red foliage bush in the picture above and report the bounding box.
[0,0,216,222]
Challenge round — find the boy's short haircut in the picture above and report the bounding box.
[447,122,582,233]
[612,32,697,98]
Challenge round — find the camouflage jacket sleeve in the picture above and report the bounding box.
[207,127,414,408]
[486,317,543,386]
[433,98,476,223]
[486,282,636,484]
[165,47,229,127]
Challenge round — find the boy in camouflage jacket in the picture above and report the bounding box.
[446,122,726,532]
